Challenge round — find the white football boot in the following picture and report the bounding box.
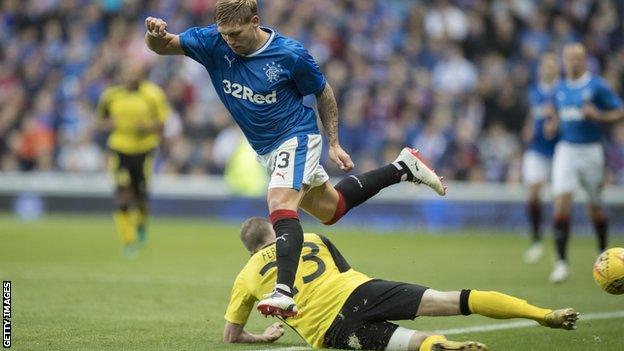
[394,147,446,196]
[524,242,544,264]
[550,260,570,284]
[257,289,298,318]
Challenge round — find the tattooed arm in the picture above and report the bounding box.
[316,83,340,146]
[316,83,354,171]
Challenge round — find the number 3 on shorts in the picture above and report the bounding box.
[276,151,290,168]
[260,134,327,191]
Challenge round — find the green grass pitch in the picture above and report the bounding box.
[1,214,623,350]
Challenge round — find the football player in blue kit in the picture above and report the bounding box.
[547,43,624,283]
[144,0,446,317]
[521,53,559,264]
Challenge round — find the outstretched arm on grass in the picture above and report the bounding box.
[223,321,284,344]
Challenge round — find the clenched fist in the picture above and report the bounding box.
[328,144,355,172]
[145,17,168,37]
[262,322,284,343]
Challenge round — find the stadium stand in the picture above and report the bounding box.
[1,0,623,184]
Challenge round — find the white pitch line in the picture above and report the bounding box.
[249,310,624,351]
[437,310,624,335]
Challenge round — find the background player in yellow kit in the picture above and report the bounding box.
[96,62,170,255]
[222,218,579,350]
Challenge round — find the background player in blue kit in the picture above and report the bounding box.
[547,43,624,283]
[144,0,445,317]
[521,53,559,264]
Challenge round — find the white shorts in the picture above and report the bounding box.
[522,150,552,185]
[552,141,605,204]
[256,134,329,191]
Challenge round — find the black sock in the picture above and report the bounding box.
[554,217,570,261]
[136,200,147,228]
[272,215,303,297]
[593,218,608,252]
[527,201,542,242]
[459,289,472,315]
[335,164,405,211]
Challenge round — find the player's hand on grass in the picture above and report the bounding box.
[329,144,354,172]
[145,17,168,38]
[262,322,284,342]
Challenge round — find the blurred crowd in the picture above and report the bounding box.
[1,0,624,183]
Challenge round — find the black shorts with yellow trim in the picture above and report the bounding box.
[109,150,154,197]
[323,279,428,350]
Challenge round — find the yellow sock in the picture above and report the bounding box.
[419,335,446,351]
[113,210,136,245]
[468,290,552,324]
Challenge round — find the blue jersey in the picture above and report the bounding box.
[527,83,558,156]
[554,73,623,144]
[179,25,325,155]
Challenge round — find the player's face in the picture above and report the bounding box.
[563,44,587,79]
[218,17,260,55]
[120,62,144,89]
[539,55,558,83]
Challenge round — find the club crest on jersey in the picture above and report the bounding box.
[263,62,283,83]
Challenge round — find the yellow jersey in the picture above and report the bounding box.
[96,81,170,154]
[224,233,371,348]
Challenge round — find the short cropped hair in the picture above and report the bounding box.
[215,0,258,25]
[240,217,273,252]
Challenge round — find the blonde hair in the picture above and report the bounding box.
[240,217,273,252]
[215,0,258,25]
